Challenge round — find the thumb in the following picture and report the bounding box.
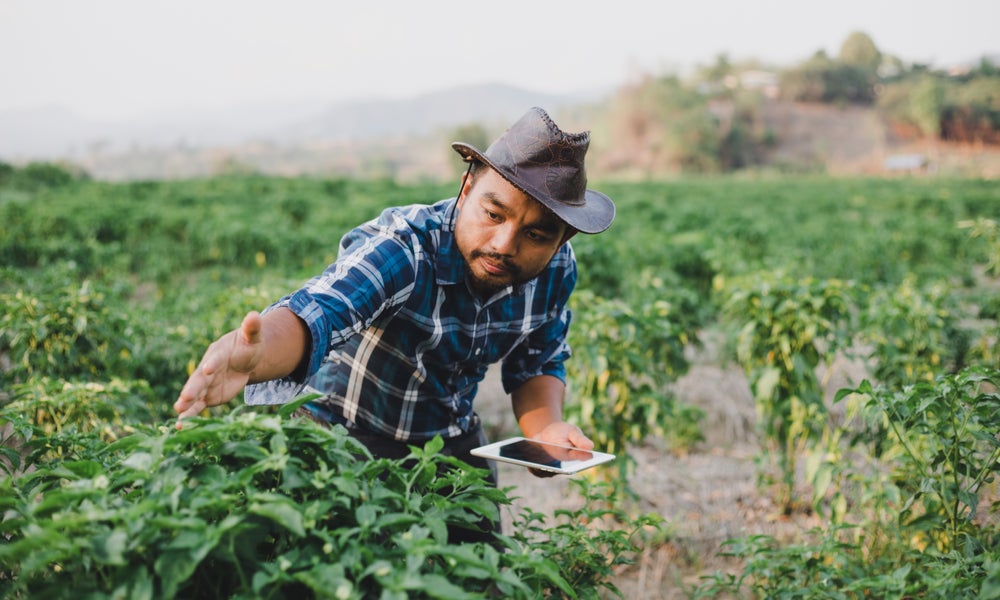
[567,426,595,450]
[240,311,263,345]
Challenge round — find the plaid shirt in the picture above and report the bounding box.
[245,197,576,442]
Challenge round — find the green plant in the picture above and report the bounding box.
[0,377,164,475]
[565,289,698,488]
[0,272,139,385]
[839,367,1000,553]
[722,273,854,510]
[693,528,998,599]
[692,529,868,599]
[961,217,1000,277]
[0,404,659,599]
[507,479,666,599]
[860,277,967,389]
[696,367,1000,599]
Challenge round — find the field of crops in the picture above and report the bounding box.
[2,165,1000,598]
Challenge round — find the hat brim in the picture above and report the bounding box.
[452,142,615,234]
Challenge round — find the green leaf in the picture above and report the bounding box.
[61,459,104,478]
[122,451,154,471]
[422,435,445,455]
[125,567,155,600]
[249,497,306,537]
[374,511,419,531]
[754,366,781,402]
[355,503,377,529]
[92,529,129,565]
[277,392,322,419]
[979,559,1000,600]
[529,558,577,598]
[416,573,481,599]
[0,444,22,473]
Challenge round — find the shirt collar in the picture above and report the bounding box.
[434,225,466,286]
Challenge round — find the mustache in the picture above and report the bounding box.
[470,250,521,277]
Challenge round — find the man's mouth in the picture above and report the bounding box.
[474,252,517,278]
[481,257,508,275]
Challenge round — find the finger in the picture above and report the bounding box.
[174,360,216,415]
[566,426,595,451]
[174,398,207,428]
[174,379,202,414]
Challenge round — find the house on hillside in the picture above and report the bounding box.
[884,153,930,173]
[723,70,780,99]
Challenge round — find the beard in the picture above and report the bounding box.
[464,249,528,296]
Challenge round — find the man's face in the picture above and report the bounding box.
[454,167,569,297]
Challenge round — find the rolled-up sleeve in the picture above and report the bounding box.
[500,249,576,394]
[500,304,572,393]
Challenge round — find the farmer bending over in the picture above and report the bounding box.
[174,106,615,541]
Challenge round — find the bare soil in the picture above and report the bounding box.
[758,100,1000,178]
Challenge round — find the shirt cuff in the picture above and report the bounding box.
[285,289,332,379]
[501,362,567,395]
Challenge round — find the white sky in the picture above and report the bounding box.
[1,0,997,120]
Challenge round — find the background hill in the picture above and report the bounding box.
[8,89,996,181]
[0,83,603,180]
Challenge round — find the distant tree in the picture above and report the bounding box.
[781,47,877,104]
[877,79,922,136]
[911,75,949,138]
[972,56,1000,78]
[880,72,1000,144]
[14,161,87,189]
[780,51,835,103]
[704,53,734,83]
[600,73,772,174]
[839,31,881,73]
[0,160,14,186]
[836,31,881,102]
[942,76,1000,143]
[719,97,770,170]
[695,53,736,95]
[602,75,723,174]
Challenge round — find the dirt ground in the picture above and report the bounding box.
[474,342,867,599]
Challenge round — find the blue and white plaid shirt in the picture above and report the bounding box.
[245,197,576,442]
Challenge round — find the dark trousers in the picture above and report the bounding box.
[293,408,500,544]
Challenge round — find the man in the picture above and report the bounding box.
[174,107,615,528]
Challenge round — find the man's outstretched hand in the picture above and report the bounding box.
[173,311,264,427]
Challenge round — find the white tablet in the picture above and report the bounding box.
[470,437,615,475]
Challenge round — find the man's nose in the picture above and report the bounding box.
[489,224,518,255]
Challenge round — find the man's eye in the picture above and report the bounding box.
[485,210,501,221]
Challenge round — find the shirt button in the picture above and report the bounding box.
[474,348,481,356]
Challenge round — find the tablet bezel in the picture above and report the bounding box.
[470,437,615,474]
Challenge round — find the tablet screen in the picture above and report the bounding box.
[499,439,591,469]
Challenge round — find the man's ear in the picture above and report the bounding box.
[457,169,473,209]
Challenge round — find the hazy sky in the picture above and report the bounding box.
[2,0,997,120]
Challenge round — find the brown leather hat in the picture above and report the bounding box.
[452,107,615,234]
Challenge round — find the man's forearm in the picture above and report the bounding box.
[511,374,566,438]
